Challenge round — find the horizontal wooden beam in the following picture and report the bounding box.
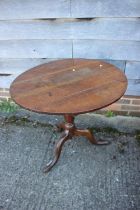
[71,0,140,18]
[0,18,139,41]
[0,40,72,58]
[0,0,70,20]
[0,39,140,61]
[73,40,140,61]
[0,0,140,19]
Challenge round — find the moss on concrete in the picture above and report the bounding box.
[0,115,139,140]
[89,126,124,135]
[135,130,140,146]
[2,115,52,129]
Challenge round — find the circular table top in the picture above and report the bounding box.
[10,59,127,115]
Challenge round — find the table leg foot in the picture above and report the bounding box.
[43,130,70,173]
[74,129,110,145]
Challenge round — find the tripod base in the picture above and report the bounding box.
[43,114,109,173]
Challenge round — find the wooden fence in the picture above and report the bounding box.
[0,0,140,96]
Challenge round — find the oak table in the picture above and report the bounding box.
[10,59,127,173]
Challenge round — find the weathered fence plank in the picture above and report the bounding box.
[1,0,140,19]
[0,59,125,75]
[0,40,72,58]
[0,1,139,97]
[0,18,140,41]
[71,0,140,17]
[0,39,139,61]
[73,40,140,61]
[0,59,58,74]
[126,80,140,96]
[0,0,70,20]
[125,61,140,79]
[0,75,17,88]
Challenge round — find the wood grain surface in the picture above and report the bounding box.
[10,59,127,114]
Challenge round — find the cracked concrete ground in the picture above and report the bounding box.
[0,111,140,210]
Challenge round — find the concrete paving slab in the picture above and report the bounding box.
[0,109,139,134]
[0,114,140,210]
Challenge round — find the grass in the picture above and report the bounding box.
[0,99,19,113]
[105,110,116,117]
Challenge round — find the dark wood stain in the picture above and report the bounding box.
[10,59,127,115]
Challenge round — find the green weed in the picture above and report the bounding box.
[0,99,19,113]
[135,130,140,146]
[105,110,116,117]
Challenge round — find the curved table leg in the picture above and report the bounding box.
[43,130,70,173]
[74,129,109,145]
